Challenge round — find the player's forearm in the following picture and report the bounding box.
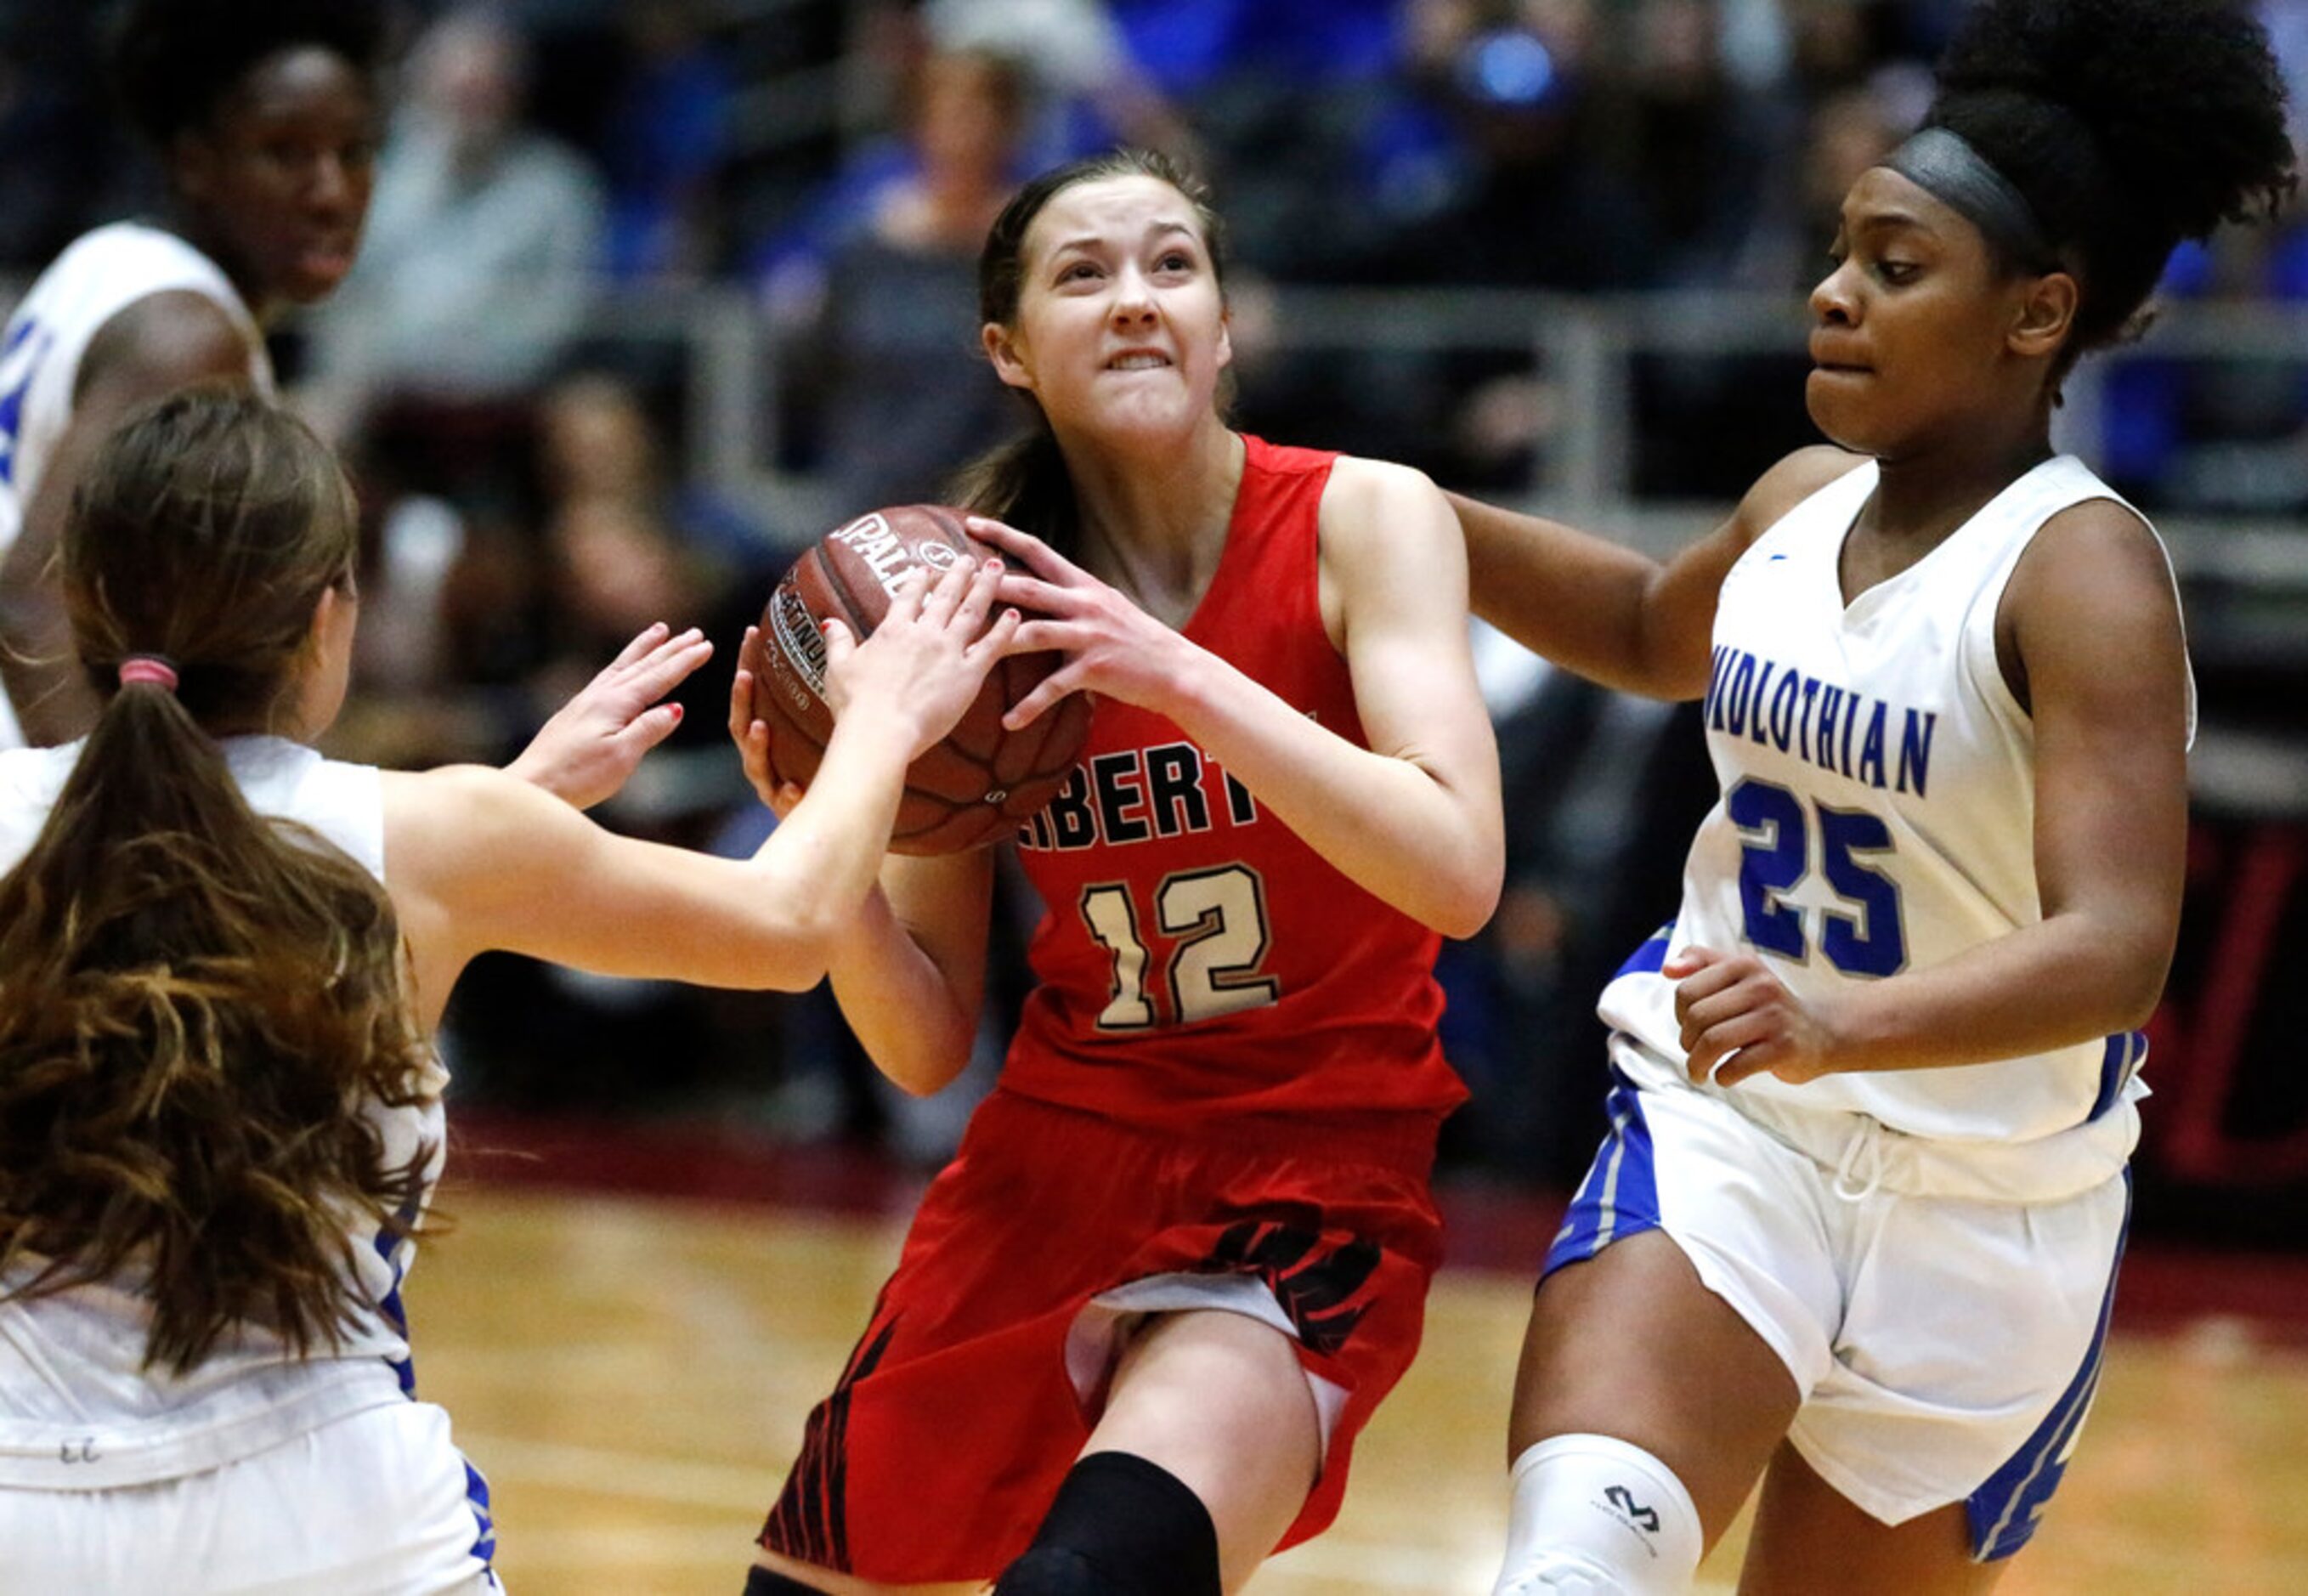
[1160,650,1502,938]
[1451,491,1668,694]
[749,717,918,944]
[823,891,981,1096]
[1824,913,2174,1075]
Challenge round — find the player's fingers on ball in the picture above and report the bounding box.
[737,624,769,677]
[821,616,857,663]
[883,566,931,625]
[953,557,1004,629]
[1003,669,1078,731]
[738,726,775,795]
[925,553,976,612]
[963,607,1023,668]
[1004,617,1073,655]
[994,570,1072,615]
[968,517,1078,578]
[727,667,750,736]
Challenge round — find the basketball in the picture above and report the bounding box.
[750,504,1091,854]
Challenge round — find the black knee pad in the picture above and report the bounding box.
[743,1567,824,1595]
[989,1546,1108,1594]
[992,1452,1222,1596]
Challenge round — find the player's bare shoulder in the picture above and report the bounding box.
[1731,445,1869,549]
[79,290,253,402]
[2000,491,2182,692]
[1317,454,1459,564]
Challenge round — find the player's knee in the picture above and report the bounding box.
[1491,1435,1704,1596]
[992,1451,1221,1596]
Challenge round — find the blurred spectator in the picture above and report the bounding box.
[770,48,1040,507]
[919,0,1196,163]
[1375,0,1652,291]
[1729,70,1917,292]
[597,1,736,281]
[341,365,790,1115]
[1276,1,1648,489]
[307,7,607,422]
[1609,0,1782,287]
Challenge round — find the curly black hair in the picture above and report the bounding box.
[108,0,392,149]
[1926,0,2296,357]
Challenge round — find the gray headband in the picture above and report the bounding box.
[1882,127,2059,270]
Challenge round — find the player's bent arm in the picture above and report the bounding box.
[1163,458,1503,937]
[0,293,253,744]
[382,714,920,1027]
[821,851,995,1097]
[1805,501,2190,1073]
[1451,445,1861,699]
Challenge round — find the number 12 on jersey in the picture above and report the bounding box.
[1080,864,1280,1030]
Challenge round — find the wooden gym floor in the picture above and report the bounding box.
[414,1124,2308,1596]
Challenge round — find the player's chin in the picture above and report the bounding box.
[279,253,358,303]
[1802,382,1889,456]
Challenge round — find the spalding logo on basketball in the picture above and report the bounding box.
[751,504,1093,855]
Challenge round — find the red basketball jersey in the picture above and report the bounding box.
[1002,435,1465,1135]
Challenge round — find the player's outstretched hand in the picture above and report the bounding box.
[825,554,1018,759]
[969,514,1195,729]
[505,623,711,810]
[1667,945,1845,1089]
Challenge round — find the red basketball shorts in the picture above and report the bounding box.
[757,1088,1445,1582]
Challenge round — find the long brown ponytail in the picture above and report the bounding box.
[0,389,432,1375]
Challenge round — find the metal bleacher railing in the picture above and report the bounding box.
[614,280,2308,567]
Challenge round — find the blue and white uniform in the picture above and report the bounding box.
[0,737,498,1594]
[0,224,273,750]
[1547,456,2186,1559]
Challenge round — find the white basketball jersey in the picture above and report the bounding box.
[0,737,442,1490]
[1600,456,2190,1156]
[0,224,272,751]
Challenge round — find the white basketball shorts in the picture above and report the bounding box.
[1543,1039,2130,1560]
[0,1398,501,1593]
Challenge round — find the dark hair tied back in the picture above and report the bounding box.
[1928,0,2295,355]
[110,0,390,149]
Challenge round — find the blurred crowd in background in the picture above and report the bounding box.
[3,0,2305,1202]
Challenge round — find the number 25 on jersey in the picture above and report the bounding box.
[1731,777,1909,977]
[1080,864,1280,1030]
